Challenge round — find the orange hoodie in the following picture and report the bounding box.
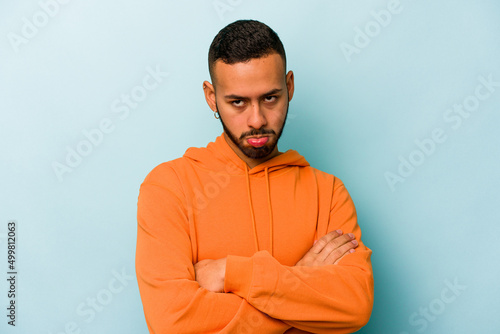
[136,132,374,333]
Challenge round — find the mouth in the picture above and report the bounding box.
[246,136,269,147]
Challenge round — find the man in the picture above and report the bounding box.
[136,20,373,333]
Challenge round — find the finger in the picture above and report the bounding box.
[311,230,344,254]
[316,233,356,262]
[333,248,355,265]
[324,239,359,265]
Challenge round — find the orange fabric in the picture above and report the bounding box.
[136,132,374,333]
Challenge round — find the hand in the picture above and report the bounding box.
[194,258,226,292]
[295,230,358,267]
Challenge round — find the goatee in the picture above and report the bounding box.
[216,103,289,160]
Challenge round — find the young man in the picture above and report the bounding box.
[136,20,374,333]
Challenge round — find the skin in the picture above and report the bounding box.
[196,53,358,293]
[203,53,291,169]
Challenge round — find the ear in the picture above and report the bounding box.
[285,70,295,102]
[203,81,217,112]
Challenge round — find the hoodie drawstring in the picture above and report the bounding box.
[265,167,273,256]
[245,163,273,256]
[245,164,259,253]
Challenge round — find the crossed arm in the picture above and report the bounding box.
[195,230,359,293]
[136,168,373,333]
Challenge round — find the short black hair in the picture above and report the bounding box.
[208,19,286,82]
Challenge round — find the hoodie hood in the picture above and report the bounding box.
[184,132,309,175]
[183,132,310,255]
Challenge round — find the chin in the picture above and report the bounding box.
[240,140,276,159]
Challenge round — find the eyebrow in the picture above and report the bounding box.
[224,88,283,100]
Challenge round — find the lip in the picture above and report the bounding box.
[246,136,268,139]
[246,136,270,147]
[246,136,270,143]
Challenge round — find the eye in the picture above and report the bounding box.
[231,100,244,107]
[264,96,277,103]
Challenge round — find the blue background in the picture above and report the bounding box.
[1,0,499,333]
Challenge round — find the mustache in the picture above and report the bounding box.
[240,129,275,140]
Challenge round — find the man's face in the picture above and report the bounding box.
[204,53,294,164]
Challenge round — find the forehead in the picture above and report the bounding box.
[213,53,286,96]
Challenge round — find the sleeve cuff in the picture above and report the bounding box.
[224,254,254,299]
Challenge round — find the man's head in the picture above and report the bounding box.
[203,20,294,168]
[208,20,286,84]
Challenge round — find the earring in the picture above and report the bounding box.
[213,111,220,119]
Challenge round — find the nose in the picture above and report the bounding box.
[247,102,267,129]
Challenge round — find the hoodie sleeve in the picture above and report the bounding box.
[223,177,374,333]
[135,164,291,333]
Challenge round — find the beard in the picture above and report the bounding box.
[216,102,289,160]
